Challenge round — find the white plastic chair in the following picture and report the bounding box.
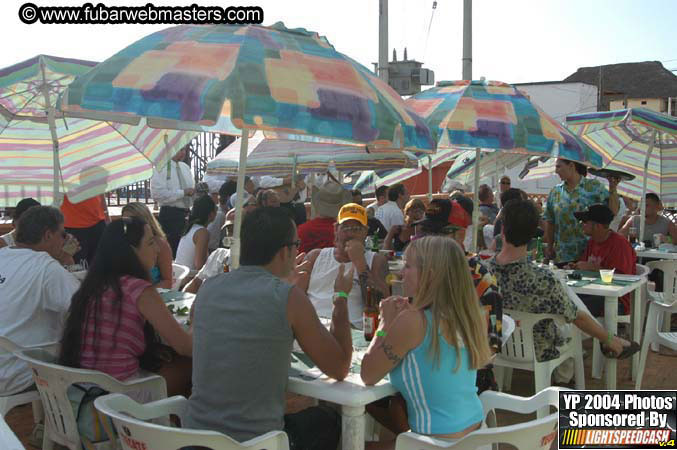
[395,387,561,450]
[95,393,290,450]
[646,260,677,351]
[482,224,495,250]
[0,413,23,450]
[171,263,190,290]
[493,310,584,417]
[635,298,677,389]
[15,348,167,450]
[0,336,57,423]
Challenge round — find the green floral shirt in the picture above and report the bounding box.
[544,178,609,263]
[488,256,578,362]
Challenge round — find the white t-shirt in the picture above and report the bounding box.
[307,248,376,328]
[609,197,628,232]
[196,248,231,281]
[375,201,404,232]
[0,247,78,395]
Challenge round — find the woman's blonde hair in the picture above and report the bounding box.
[121,202,166,240]
[406,235,491,371]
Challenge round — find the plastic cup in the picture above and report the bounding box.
[653,233,663,248]
[599,269,615,283]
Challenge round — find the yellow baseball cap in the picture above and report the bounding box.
[338,203,367,226]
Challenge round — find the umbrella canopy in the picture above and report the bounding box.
[406,79,601,251]
[566,108,677,243]
[58,22,436,267]
[442,150,529,191]
[0,55,194,206]
[566,108,677,202]
[352,148,461,195]
[206,132,418,177]
[59,22,434,153]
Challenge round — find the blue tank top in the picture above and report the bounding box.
[389,309,483,435]
[150,266,162,285]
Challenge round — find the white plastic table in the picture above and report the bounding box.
[287,369,396,450]
[0,414,22,450]
[568,276,646,389]
[636,249,677,260]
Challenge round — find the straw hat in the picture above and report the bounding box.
[311,181,352,218]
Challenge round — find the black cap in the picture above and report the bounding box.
[574,203,614,225]
[413,198,472,231]
[14,198,40,220]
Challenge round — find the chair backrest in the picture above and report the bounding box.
[647,260,677,298]
[0,414,23,450]
[15,348,165,450]
[636,263,650,278]
[171,263,190,290]
[95,393,290,450]
[396,388,561,450]
[482,224,495,248]
[499,309,566,363]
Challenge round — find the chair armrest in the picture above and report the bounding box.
[241,430,288,446]
[480,387,563,416]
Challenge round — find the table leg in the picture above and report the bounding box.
[631,286,642,381]
[604,296,618,390]
[341,405,366,450]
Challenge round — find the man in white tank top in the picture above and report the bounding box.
[299,203,389,328]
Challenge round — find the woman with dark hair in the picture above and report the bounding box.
[59,217,193,397]
[175,195,217,272]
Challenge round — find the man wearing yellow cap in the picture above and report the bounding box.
[299,203,389,329]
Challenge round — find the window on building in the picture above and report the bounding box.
[641,100,647,105]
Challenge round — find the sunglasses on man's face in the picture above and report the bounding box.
[500,181,511,185]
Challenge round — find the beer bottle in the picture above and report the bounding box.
[363,286,380,341]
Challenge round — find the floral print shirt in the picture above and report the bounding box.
[488,256,578,362]
[467,254,503,353]
[544,177,609,263]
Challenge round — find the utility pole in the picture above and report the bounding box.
[462,0,472,80]
[597,66,603,111]
[378,0,389,82]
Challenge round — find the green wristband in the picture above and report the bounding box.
[334,291,349,299]
[376,330,387,337]
[607,332,614,346]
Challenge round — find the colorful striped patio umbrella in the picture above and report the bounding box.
[59,22,436,266]
[566,108,677,241]
[352,148,462,196]
[205,132,418,178]
[443,150,529,191]
[406,79,600,251]
[0,55,194,206]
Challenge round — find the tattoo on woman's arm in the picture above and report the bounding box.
[381,342,402,364]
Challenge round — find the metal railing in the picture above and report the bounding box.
[105,132,233,207]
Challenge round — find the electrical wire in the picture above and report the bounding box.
[422,1,437,61]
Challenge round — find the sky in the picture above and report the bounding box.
[1,0,676,84]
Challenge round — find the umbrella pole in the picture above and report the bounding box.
[427,156,433,202]
[639,130,657,246]
[231,128,249,269]
[291,154,297,189]
[471,148,481,253]
[40,56,62,207]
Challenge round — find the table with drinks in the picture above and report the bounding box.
[550,268,647,389]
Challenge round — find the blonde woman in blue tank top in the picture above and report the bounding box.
[361,236,492,449]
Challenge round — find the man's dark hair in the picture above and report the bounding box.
[500,188,524,207]
[502,199,539,247]
[388,183,405,202]
[646,193,660,204]
[478,184,492,202]
[219,180,237,204]
[351,189,362,197]
[573,161,587,176]
[450,192,473,215]
[13,198,41,221]
[15,206,64,245]
[241,207,296,266]
[375,185,389,199]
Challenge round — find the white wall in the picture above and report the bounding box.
[494,82,598,195]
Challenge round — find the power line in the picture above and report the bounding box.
[422,0,437,61]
